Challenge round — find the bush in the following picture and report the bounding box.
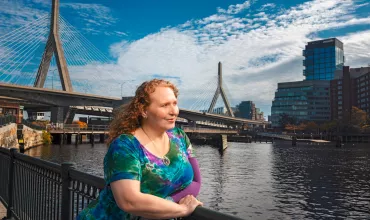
[72,121,88,128]
[42,130,52,145]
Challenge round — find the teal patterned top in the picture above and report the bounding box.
[77,127,194,220]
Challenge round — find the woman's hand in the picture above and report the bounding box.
[178,195,203,216]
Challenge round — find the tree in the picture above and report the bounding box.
[278,113,298,128]
[285,123,305,133]
[304,121,318,133]
[350,107,367,127]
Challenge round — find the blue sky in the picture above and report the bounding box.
[0,0,370,117]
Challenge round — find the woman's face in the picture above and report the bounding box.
[145,86,179,131]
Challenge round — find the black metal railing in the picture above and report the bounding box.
[0,115,16,127]
[0,147,243,220]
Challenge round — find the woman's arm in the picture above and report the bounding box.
[170,157,201,202]
[111,179,201,219]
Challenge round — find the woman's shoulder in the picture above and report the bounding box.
[108,133,139,153]
[168,126,186,137]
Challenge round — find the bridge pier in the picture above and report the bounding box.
[75,134,79,146]
[60,133,64,146]
[90,134,95,146]
[99,134,105,143]
[66,134,72,144]
[51,107,68,124]
[292,136,297,146]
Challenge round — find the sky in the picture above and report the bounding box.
[0,0,370,117]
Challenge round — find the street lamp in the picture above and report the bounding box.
[120,80,134,98]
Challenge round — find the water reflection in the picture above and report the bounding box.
[270,142,370,219]
[25,141,370,219]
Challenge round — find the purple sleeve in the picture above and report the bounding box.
[170,157,201,203]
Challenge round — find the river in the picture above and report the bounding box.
[25,141,370,219]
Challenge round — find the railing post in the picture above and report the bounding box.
[6,148,17,220]
[61,162,76,220]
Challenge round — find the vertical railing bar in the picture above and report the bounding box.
[34,167,40,220]
[81,183,86,215]
[19,162,25,220]
[44,170,49,219]
[61,162,75,220]
[6,148,16,219]
[20,162,25,220]
[42,169,47,220]
[53,173,58,220]
[27,163,32,219]
[49,172,53,220]
[13,162,19,219]
[52,173,56,220]
[57,178,61,220]
[47,172,51,220]
[76,182,80,217]
[30,165,34,220]
[71,181,75,218]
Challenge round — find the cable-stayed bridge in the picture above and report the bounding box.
[0,0,266,128]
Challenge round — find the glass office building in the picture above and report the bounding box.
[303,38,344,80]
[271,80,331,127]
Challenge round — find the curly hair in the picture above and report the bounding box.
[107,79,179,145]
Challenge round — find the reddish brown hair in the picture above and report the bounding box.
[107,79,178,145]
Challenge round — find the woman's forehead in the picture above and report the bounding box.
[149,86,176,102]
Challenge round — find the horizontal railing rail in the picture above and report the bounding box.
[21,119,46,130]
[46,124,109,132]
[0,147,244,220]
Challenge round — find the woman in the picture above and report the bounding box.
[78,79,202,219]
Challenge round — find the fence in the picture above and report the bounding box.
[46,124,109,132]
[0,115,16,127]
[21,119,46,131]
[0,147,243,220]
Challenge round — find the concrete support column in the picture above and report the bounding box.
[51,106,67,124]
[100,134,105,143]
[67,134,72,144]
[90,134,95,146]
[60,133,64,146]
[75,134,79,146]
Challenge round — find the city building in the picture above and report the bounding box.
[271,80,331,127]
[200,106,227,115]
[330,66,370,122]
[255,108,265,121]
[271,38,345,127]
[236,101,256,120]
[303,38,344,80]
[0,98,24,123]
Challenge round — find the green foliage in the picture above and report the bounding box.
[42,130,52,145]
[278,113,298,128]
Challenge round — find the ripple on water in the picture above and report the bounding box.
[25,142,370,219]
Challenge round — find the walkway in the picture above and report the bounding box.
[0,202,6,219]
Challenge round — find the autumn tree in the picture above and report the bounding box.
[350,106,367,131]
[278,113,298,128]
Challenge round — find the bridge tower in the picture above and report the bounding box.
[34,0,73,92]
[207,62,235,117]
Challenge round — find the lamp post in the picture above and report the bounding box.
[120,83,124,98]
[120,80,134,98]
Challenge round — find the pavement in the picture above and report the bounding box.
[0,202,6,219]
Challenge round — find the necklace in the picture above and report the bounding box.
[141,127,170,166]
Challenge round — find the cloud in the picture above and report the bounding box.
[107,0,370,115]
[217,1,253,14]
[0,0,48,36]
[61,3,119,36]
[1,0,370,116]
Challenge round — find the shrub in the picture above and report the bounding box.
[42,130,52,145]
